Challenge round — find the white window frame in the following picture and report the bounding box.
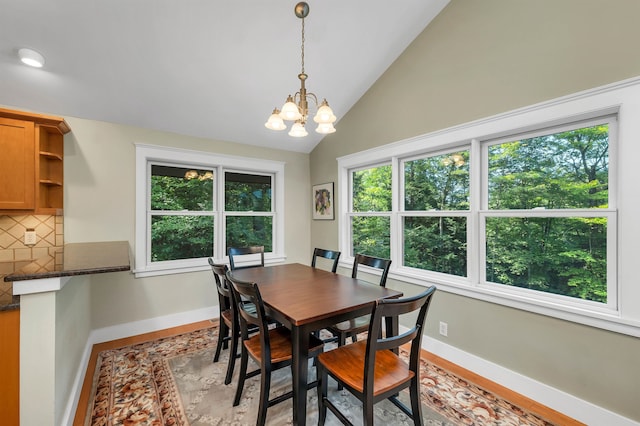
[134,144,285,277]
[338,77,640,337]
[399,147,472,280]
[347,162,393,261]
[478,116,617,313]
[145,161,217,271]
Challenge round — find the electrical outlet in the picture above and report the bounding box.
[439,321,448,337]
[24,229,37,245]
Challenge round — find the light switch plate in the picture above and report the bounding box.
[24,229,37,245]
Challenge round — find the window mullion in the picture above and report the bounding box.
[470,138,482,285]
[390,157,401,268]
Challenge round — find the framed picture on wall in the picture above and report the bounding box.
[312,182,334,220]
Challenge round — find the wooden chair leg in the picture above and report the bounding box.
[224,331,238,385]
[364,398,374,426]
[256,365,271,426]
[410,377,424,426]
[233,348,249,406]
[213,321,229,363]
[317,364,327,426]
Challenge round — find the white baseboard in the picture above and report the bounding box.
[89,306,218,345]
[422,335,639,426]
[61,306,219,426]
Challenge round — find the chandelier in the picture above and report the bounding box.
[264,2,336,137]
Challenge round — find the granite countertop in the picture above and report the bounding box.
[1,241,131,311]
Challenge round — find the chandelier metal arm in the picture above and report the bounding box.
[293,77,320,126]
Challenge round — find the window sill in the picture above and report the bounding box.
[388,268,640,339]
[133,255,287,278]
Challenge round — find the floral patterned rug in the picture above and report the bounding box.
[85,325,557,425]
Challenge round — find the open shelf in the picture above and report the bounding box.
[39,151,63,161]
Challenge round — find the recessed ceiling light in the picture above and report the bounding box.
[18,48,45,68]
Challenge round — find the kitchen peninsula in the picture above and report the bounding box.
[4,240,130,285]
[3,240,130,426]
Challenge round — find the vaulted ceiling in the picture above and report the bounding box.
[0,0,449,153]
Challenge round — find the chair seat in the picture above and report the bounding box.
[244,326,325,364]
[221,309,233,327]
[317,340,414,397]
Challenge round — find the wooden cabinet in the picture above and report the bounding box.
[0,117,35,210]
[0,108,70,215]
[0,308,19,424]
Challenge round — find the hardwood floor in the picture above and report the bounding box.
[74,319,583,425]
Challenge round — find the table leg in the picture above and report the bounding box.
[291,325,309,425]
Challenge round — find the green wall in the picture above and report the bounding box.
[310,0,640,421]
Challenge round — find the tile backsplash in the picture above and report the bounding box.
[0,215,64,273]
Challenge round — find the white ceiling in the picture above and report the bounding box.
[0,0,449,153]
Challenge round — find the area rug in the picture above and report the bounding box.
[85,325,556,425]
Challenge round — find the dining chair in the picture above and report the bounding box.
[208,259,237,385]
[326,254,393,347]
[226,270,325,426]
[317,286,437,426]
[228,245,265,270]
[310,248,342,346]
[311,247,341,273]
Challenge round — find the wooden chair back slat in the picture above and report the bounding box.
[228,245,265,270]
[312,248,341,273]
[351,253,392,287]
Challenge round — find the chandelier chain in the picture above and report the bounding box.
[300,17,305,74]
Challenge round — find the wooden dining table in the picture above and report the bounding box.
[229,262,403,425]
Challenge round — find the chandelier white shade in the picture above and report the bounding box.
[265,108,287,130]
[288,122,309,137]
[264,2,336,137]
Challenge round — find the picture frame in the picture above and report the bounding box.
[312,182,334,220]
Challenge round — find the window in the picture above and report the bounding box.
[402,150,469,277]
[150,165,215,262]
[482,121,611,304]
[135,145,285,277]
[337,77,640,336]
[344,120,614,305]
[225,171,273,251]
[344,120,613,306]
[349,164,391,259]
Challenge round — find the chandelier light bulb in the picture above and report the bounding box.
[288,122,308,137]
[265,108,287,130]
[199,171,214,180]
[18,48,45,68]
[315,122,336,134]
[313,100,336,124]
[184,170,199,179]
[279,96,302,121]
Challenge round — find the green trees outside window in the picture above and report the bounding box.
[486,124,609,302]
[351,165,391,259]
[225,171,273,251]
[150,166,215,262]
[149,166,273,262]
[348,120,610,303]
[403,151,470,276]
